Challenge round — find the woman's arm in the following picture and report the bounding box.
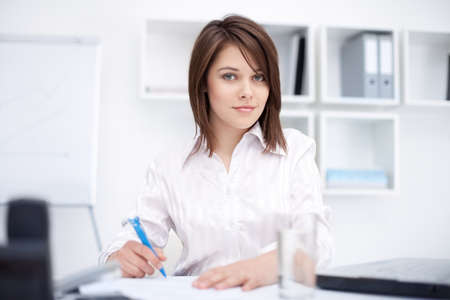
[99,161,173,277]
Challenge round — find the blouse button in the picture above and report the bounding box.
[225,186,231,197]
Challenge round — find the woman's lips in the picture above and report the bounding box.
[233,106,255,112]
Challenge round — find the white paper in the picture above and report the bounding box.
[80,276,278,300]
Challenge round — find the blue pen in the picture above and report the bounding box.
[128,216,167,278]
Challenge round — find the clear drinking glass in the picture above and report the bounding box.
[278,214,318,299]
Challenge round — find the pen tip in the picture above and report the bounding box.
[160,268,167,278]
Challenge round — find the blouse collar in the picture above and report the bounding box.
[182,122,286,167]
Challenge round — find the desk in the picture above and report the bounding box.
[73,276,433,300]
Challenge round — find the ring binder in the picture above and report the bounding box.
[341,32,379,98]
[378,34,394,98]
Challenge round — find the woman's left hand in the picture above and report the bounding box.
[192,250,278,291]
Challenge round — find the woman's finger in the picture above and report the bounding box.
[125,248,155,275]
[121,268,134,278]
[214,273,246,290]
[154,247,167,260]
[193,268,225,289]
[120,258,146,278]
[194,269,216,283]
[201,271,229,289]
[242,278,258,291]
[131,242,164,271]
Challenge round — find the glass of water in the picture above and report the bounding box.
[278,214,318,299]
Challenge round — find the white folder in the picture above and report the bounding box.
[378,34,394,98]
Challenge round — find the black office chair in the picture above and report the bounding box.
[0,198,53,300]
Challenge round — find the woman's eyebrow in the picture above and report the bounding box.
[217,66,263,72]
[217,66,239,72]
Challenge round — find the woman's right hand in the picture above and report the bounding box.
[107,240,167,278]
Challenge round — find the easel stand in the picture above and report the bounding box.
[51,203,102,252]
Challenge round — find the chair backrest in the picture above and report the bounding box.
[0,198,53,300]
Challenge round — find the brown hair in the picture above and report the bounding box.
[188,14,287,156]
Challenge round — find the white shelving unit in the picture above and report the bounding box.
[140,19,314,103]
[320,26,400,106]
[402,29,450,106]
[280,110,314,137]
[319,111,398,196]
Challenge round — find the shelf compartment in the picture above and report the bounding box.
[319,111,398,195]
[403,29,450,106]
[320,26,400,106]
[140,19,203,99]
[264,23,314,103]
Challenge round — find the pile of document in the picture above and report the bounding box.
[326,168,388,189]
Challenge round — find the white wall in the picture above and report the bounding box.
[1,0,449,279]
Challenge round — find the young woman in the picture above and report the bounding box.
[100,15,333,291]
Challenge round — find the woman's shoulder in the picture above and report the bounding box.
[282,128,316,160]
[147,138,198,175]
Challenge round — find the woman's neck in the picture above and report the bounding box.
[211,119,247,159]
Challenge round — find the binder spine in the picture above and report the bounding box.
[363,34,379,98]
[294,36,306,95]
[287,33,300,95]
[446,54,450,101]
[378,34,394,99]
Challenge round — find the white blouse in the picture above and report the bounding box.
[99,123,334,275]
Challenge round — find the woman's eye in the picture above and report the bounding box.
[223,73,236,80]
[253,74,265,82]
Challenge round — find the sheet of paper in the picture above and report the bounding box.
[80,276,278,300]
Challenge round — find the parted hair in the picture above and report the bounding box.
[188,14,287,156]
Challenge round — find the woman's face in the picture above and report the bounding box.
[206,43,269,132]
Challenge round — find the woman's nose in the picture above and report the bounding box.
[239,79,253,100]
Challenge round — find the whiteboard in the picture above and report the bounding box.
[0,35,101,205]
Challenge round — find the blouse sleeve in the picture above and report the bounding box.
[289,140,334,270]
[98,161,173,264]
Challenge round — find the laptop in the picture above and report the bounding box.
[317,258,450,299]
